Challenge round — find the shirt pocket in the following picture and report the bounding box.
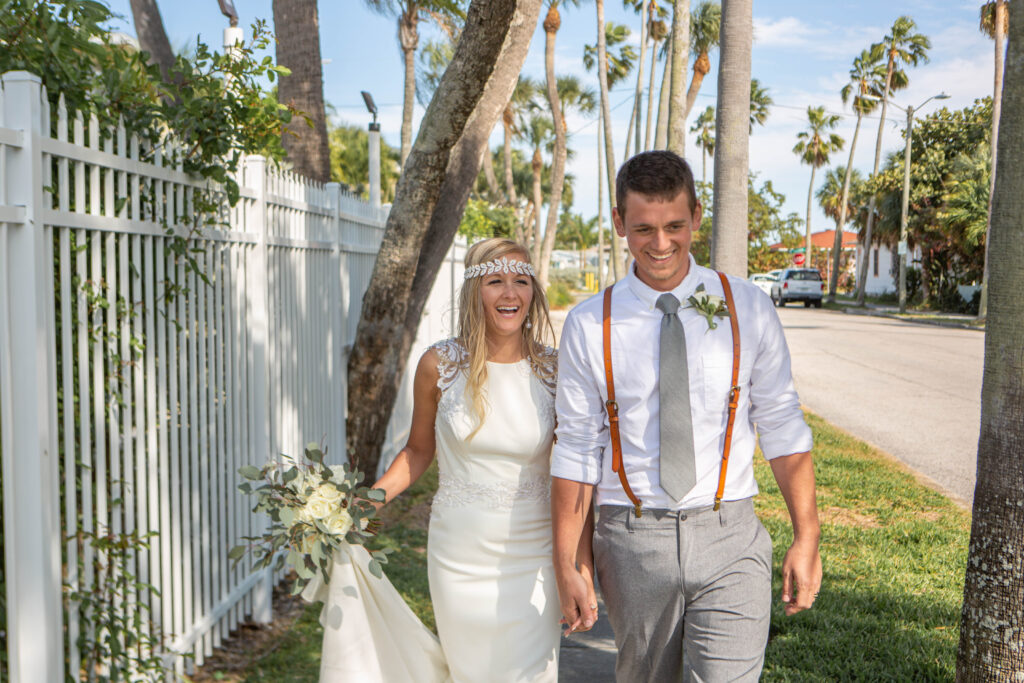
[702,357,734,412]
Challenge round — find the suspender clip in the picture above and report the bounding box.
[713,496,722,511]
[633,502,643,518]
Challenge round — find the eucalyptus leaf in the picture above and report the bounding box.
[227,545,247,561]
[239,465,263,481]
[366,488,386,502]
[368,559,383,579]
[279,507,295,528]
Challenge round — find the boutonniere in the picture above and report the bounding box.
[686,283,729,330]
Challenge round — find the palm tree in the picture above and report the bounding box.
[793,106,844,269]
[586,21,636,284]
[129,0,176,82]
[273,0,332,182]
[644,9,670,150]
[623,0,651,159]
[684,0,721,118]
[838,46,889,301]
[957,0,1024,672]
[524,113,554,260]
[817,165,864,288]
[856,15,931,305]
[595,0,628,280]
[539,0,582,290]
[362,0,462,167]
[977,0,1009,319]
[690,105,715,182]
[538,75,597,285]
[748,78,772,131]
[502,77,540,208]
[667,0,691,155]
[710,0,752,276]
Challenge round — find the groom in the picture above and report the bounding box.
[551,150,821,681]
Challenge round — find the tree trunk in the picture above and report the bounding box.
[644,36,659,151]
[531,148,544,263]
[667,0,690,156]
[273,0,331,183]
[684,50,711,118]
[399,8,419,168]
[710,0,751,277]
[503,109,518,206]
[828,112,863,301]
[855,53,896,305]
[522,201,536,246]
[482,146,500,199]
[347,0,541,476]
[597,0,624,281]
[956,2,1024,675]
[539,8,567,290]
[655,40,672,149]
[632,0,650,156]
[804,165,816,269]
[978,0,1008,321]
[129,0,176,83]
[597,113,606,289]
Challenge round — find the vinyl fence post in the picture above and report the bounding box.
[0,70,64,683]
[244,154,274,623]
[325,183,346,458]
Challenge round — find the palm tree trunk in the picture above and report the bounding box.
[129,0,176,83]
[978,0,1007,320]
[710,0,751,276]
[532,148,544,263]
[956,4,1024,674]
[684,50,711,118]
[644,36,659,151]
[539,13,567,289]
[482,147,500,199]
[655,40,672,149]
[597,0,624,281]
[597,114,606,289]
[667,0,690,155]
[701,146,707,183]
[503,113,518,206]
[347,0,540,476]
[398,9,419,168]
[855,56,895,305]
[523,201,536,246]
[829,112,863,301]
[632,0,650,156]
[273,0,331,182]
[804,165,816,269]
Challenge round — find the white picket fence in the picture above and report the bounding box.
[0,70,464,682]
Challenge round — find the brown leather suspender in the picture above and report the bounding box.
[601,273,741,517]
[603,287,643,517]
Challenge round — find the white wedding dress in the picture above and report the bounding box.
[305,339,560,683]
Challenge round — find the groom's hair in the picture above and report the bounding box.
[615,150,698,219]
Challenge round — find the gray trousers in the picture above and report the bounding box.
[593,498,772,683]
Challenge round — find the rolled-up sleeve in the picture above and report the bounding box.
[748,298,813,459]
[551,311,607,484]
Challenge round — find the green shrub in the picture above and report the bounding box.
[547,281,573,309]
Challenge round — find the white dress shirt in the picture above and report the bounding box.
[551,255,813,510]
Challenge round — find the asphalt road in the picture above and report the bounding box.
[777,306,984,507]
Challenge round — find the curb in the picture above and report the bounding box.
[838,305,984,332]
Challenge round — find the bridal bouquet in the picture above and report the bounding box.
[229,443,391,593]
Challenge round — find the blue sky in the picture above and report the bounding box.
[104,1,995,246]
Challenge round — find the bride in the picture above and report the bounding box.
[362,238,594,682]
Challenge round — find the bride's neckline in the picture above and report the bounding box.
[486,357,528,366]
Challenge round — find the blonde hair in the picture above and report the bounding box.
[458,238,555,439]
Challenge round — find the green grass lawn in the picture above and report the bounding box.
[218,411,969,682]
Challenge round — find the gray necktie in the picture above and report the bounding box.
[656,293,696,500]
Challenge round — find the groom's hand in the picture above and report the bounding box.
[555,566,597,637]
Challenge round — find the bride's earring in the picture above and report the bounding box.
[525,317,533,329]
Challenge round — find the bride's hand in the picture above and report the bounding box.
[556,566,597,637]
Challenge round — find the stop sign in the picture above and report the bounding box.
[793,252,805,266]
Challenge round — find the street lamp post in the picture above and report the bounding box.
[892,93,950,313]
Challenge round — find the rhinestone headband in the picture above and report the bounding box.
[464,256,536,280]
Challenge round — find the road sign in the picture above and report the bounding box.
[793,252,805,266]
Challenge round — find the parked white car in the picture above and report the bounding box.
[748,273,776,297]
[770,268,824,307]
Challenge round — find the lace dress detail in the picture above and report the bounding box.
[432,471,551,509]
[431,338,469,393]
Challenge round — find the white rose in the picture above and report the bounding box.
[329,465,349,482]
[323,509,353,537]
[315,483,343,505]
[303,493,332,521]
